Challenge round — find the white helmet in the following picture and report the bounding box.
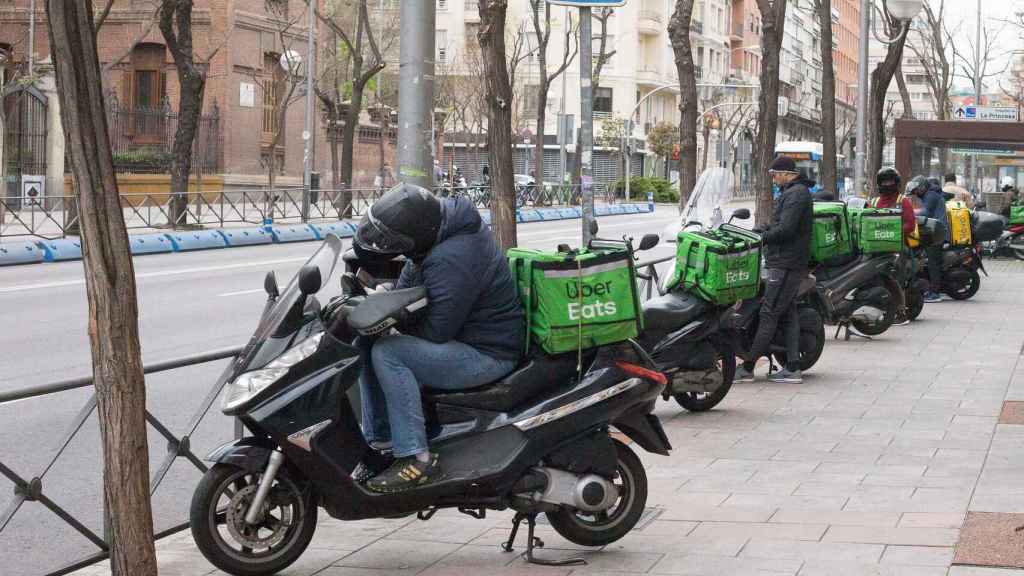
[1002,176,1016,189]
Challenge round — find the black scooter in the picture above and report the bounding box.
[190,234,671,575]
[914,243,986,300]
[804,252,905,339]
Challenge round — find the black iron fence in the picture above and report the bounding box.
[0,184,625,239]
[104,98,221,175]
[0,255,671,576]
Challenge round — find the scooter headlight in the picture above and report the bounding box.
[221,333,324,412]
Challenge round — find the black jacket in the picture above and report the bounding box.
[397,197,524,362]
[762,177,814,270]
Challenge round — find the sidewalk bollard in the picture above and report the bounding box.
[263,217,273,233]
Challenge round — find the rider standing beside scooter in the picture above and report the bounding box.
[910,177,948,303]
[736,156,813,384]
[352,184,523,493]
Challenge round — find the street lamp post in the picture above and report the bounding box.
[854,0,922,196]
[625,82,761,201]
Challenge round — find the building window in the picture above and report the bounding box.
[126,44,167,111]
[262,53,285,144]
[436,30,448,65]
[594,87,613,115]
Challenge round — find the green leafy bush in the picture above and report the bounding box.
[611,177,678,203]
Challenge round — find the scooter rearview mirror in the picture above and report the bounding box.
[264,271,280,299]
[639,234,660,251]
[298,265,322,296]
[732,208,751,221]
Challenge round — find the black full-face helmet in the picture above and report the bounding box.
[877,167,901,193]
[355,183,442,260]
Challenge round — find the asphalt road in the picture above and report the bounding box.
[0,210,680,576]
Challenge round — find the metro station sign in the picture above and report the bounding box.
[952,105,1020,122]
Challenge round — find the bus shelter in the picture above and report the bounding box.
[894,119,1024,211]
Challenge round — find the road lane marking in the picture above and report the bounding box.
[219,288,267,297]
[0,256,309,294]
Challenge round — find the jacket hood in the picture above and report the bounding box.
[438,197,483,243]
[785,176,816,191]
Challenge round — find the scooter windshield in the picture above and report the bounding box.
[235,234,343,374]
[681,167,736,231]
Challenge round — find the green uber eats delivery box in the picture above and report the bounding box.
[854,208,903,254]
[1011,204,1024,226]
[507,247,643,355]
[668,225,761,306]
[811,201,853,263]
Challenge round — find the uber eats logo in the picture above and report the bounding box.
[726,270,751,285]
[566,281,618,320]
[872,229,897,240]
[825,231,838,243]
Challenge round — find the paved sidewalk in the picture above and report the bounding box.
[72,259,1024,576]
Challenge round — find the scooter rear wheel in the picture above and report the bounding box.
[673,337,736,412]
[906,286,925,321]
[946,269,980,300]
[545,440,647,547]
[190,464,317,576]
[773,307,825,372]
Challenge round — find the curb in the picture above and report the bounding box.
[0,203,655,267]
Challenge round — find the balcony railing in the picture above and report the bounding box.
[691,20,703,35]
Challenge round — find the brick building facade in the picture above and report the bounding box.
[1,0,393,194]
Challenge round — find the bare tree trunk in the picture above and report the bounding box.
[869,16,909,197]
[479,0,516,250]
[753,0,788,226]
[817,0,838,196]
[44,2,157,576]
[668,0,698,211]
[895,63,913,119]
[700,120,711,172]
[160,0,205,229]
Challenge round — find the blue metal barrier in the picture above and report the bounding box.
[165,231,229,252]
[217,228,274,247]
[308,222,356,239]
[518,209,542,223]
[129,234,176,255]
[0,240,44,266]
[270,224,320,243]
[36,238,83,262]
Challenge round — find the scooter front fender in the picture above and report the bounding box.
[206,437,276,473]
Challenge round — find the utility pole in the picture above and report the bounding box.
[854,0,869,197]
[28,0,35,76]
[302,0,316,220]
[398,1,436,189]
[559,7,570,187]
[973,0,982,193]
[580,7,595,245]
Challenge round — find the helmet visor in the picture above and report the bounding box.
[355,210,416,255]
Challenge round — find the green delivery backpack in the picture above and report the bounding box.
[1011,203,1024,226]
[856,208,903,254]
[667,225,761,306]
[811,202,853,262]
[507,247,643,355]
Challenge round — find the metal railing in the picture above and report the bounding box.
[0,188,384,239]
[0,253,672,575]
[0,346,244,576]
[0,185,622,240]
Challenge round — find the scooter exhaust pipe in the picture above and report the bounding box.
[850,306,885,326]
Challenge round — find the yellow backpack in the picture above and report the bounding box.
[945,200,972,246]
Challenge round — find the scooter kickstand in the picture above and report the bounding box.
[501,512,587,566]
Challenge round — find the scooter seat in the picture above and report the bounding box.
[423,353,581,412]
[642,291,707,332]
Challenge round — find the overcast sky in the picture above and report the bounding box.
[935,0,1024,89]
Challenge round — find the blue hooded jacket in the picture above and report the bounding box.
[396,197,524,362]
[921,180,948,226]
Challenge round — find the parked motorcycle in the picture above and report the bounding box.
[987,225,1024,261]
[914,243,986,300]
[805,252,906,338]
[190,234,672,575]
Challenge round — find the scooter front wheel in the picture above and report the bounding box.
[545,440,647,547]
[190,464,317,576]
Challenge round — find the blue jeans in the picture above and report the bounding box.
[358,335,517,458]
